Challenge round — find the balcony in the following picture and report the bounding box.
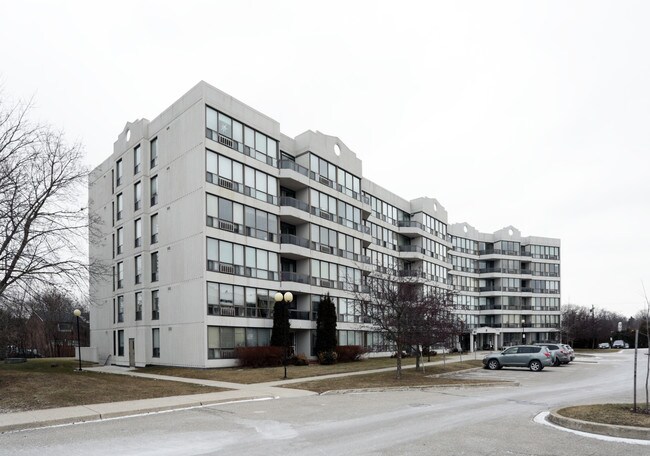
[280,233,310,249]
[279,159,309,177]
[280,271,310,284]
[279,196,310,213]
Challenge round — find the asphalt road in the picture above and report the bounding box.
[1,350,649,455]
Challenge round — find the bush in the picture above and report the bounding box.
[335,345,365,362]
[292,353,309,366]
[318,351,338,365]
[235,346,284,368]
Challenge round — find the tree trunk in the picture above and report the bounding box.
[396,345,402,379]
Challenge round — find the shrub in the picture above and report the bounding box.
[318,351,338,365]
[235,346,284,368]
[335,345,365,362]
[292,353,309,366]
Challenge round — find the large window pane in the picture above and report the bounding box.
[206,107,218,131]
[219,240,233,263]
[218,155,231,179]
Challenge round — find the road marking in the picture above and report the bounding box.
[534,411,650,446]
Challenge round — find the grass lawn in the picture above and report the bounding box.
[0,358,227,413]
[558,404,650,428]
[283,360,492,393]
[138,353,474,384]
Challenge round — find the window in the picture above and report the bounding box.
[116,193,123,221]
[150,175,158,206]
[207,326,271,359]
[152,328,160,358]
[134,144,141,174]
[116,262,124,289]
[135,292,142,321]
[150,214,159,244]
[205,106,278,166]
[134,181,142,211]
[117,295,124,322]
[151,252,159,282]
[135,255,142,284]
[150,138,158,169]
[151,290,159,320]
[207,282,275,318]
[206,194,277,241]
[116,159,123,187]
[116,227,124,255]
[206,238,278,280]
[133,218,142,247]
[206,150,278,204]
[118,330,124,356]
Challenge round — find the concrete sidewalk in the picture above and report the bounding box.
[0,352,498,433]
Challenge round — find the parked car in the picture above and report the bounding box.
[612,340,626,349]
[534,343,570,366]
[482,345,552,372]
[598,342,611,349]
[561,344,575,361]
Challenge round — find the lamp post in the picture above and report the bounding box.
[521,318,526,345]
[274,291,293,379]
[73,309,82,372]
[458,316,464,363]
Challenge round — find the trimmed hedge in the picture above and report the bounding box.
[235,346,284,368]
[335,345,365,363]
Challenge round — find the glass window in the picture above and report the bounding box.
[151,214,158,244]
[255,131,266,154]
[233,120,243,143]
[134,219,142,247]
[206,106,218,131]
[218,112,232,137]
[134,145,141,174]
[218,155,231,179]
[152,290,159,320]
[152,328,160,357]
[150,138,158,168]
[219,240,233,264]
[244,126,255,148]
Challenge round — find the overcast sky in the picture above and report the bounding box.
[2,1,648,317]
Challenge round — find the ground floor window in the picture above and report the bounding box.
[118,330,124,356]
[152,328,160,358]
[207,326,271,359]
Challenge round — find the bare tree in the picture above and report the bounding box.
[359,274,455,379]
[0,94,91,299]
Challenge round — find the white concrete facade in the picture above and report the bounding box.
[89,81,561,368]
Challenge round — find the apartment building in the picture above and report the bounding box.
[89,81,561,367]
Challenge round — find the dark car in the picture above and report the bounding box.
[482,345,552,372]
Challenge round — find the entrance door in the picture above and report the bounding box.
[128,338,135,367]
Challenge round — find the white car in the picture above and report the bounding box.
[612,340,626,349]
[598,342,610,349]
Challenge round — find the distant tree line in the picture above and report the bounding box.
[561,304,648,349]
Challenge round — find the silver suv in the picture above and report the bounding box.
[482,345,552,372]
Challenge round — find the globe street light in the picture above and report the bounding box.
[274,291,293,379]
[73,309,82,372]
[521,318,526,345]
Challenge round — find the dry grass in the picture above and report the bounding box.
[0,358,226,413]
[138,353,472,384]
[558,404,650,428]
[283,360,492,393]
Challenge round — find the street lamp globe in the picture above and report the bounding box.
[284,291,293,303]
[74,309,81,317]
[274,292,283,302]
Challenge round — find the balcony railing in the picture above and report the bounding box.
[279,196,310,212]
[281,233,310,249]
[280,271,310,284]
[279,159,309,177]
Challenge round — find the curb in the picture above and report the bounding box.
[547,409,650,441]
[0,396,269,434]
[320,381,518,395]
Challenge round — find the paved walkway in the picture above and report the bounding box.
[1,354,488,433]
